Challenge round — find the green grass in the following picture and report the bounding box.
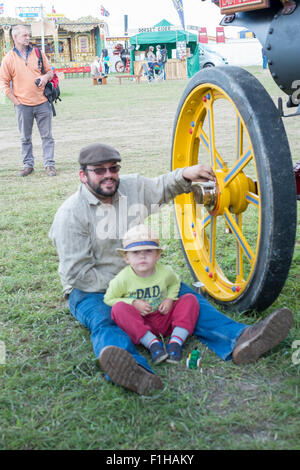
[0,67,299,450]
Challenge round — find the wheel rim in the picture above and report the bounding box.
[172,83,261,303]
[115,61,124,73]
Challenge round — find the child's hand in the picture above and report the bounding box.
[132,299,152,316]
[158,298,174,315]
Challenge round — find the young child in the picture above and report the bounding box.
[104,225,200,364]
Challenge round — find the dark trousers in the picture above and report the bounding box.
[15,101,55,168]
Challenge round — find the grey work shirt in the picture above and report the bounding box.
[49,169,192,296]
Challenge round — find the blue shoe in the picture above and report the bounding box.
[166,342,182,364]
[149,341,168,364]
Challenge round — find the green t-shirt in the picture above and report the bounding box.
[104,262,180,312]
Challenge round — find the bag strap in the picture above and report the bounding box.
[35,48,45,74]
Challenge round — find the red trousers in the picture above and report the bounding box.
[111,293,199,345]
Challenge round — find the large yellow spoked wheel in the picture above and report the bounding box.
[171,67,297,312]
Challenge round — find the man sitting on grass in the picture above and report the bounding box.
[49,143,293,395]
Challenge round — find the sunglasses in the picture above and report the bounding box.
[86,165,121,176]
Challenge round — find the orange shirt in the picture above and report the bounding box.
[0,47,52,106]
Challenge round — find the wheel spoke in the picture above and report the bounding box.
[223,208,255,265]
[199,127,225,169]
[224,147,253,187]
[195,202,212,231]
[235,214,244,281]
[194,205,211,259]
[201,213,212,229]
[246,191,260,208]
[206,99,217,170]
[209,215,217,269]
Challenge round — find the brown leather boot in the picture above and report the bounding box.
[232,308,293,365]
[99,346,163,395]
[19,167,34,177]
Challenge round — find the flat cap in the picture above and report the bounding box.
[79,143,121,166]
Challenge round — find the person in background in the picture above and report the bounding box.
[155,45,162,63]
[160,45,168,80]
[146,45,156,74]
[0,24,56,177]
[91,56,101,82]
[102,50,110,75]
[146,46,156,62]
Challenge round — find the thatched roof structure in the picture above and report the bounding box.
[0,16,30,28]
[58,16,105,32]
[0,16,106,33]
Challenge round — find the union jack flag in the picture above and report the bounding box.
[100,5,110,17]
[51,4,57,23]
[0,3,4,15]
[171,0,185,30]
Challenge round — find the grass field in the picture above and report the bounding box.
[0,67,299,450]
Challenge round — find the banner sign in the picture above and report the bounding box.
[186,25,202,31]
[138,25,183,33]
[106,37,129,41]
[172,0,185,30]
[19,12,39,18]
[46,13,65,17]
[16,6,40,18]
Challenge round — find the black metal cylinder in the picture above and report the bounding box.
[221,1,300,96]
[267,5,300,95]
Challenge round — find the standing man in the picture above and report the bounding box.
[49,143,293,395]
[0,24,56,177]
[160,45,168,80]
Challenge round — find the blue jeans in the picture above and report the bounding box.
[68,283,247,373]
[179,283,246,360]
[159,62,166,80]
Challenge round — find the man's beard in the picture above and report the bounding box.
[87,176,120,198]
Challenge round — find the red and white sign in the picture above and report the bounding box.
[220,0,270,14]
[198,27,208,44]
[216,27,225,43]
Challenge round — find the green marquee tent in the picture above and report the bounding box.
[130,19,197,49]
[129,19,199,76]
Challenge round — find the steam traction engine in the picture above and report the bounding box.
[171,0,299,313]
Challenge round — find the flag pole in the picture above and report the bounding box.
[40,3,45,52]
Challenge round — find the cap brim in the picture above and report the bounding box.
[116,245,166,256]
